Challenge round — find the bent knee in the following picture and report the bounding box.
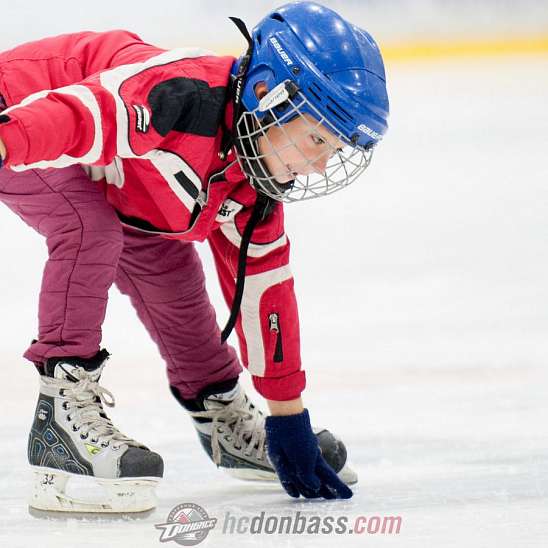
[44,197,123,262]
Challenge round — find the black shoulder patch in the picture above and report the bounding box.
[148,77,226,138]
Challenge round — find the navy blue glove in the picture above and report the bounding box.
[265,409,353,499]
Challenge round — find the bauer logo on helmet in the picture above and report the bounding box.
[269,37,294,66]
[357,124,384,142]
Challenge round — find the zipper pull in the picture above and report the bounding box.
[196,190,207,208]
[268,313,279,333]
[268,313,284,362]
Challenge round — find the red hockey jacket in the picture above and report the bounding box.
[0,30,305,401]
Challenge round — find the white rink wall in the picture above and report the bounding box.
[0,0,547,52]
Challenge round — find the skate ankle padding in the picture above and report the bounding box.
[43,349,111,378]
[169,377,239,411]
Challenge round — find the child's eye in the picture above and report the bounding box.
[311,134,326,146]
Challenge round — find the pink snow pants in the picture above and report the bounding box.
[0,165,242,398]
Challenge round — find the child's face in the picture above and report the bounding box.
[257,114,346,184]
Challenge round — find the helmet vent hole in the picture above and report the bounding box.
[326,98,354,121]
[307,87,321,102]
[326,104,349,124]
[270,13,285,23]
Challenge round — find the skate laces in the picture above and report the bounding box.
[190,390,267,465]
[43,370,141,450]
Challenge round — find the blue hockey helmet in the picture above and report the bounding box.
[230,2,390,202]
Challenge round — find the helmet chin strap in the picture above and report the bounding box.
[223,17,295,193]
[219,16,278,344]
[219,17,254,162]
[220,192,274,344]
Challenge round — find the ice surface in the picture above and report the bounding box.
[1,57,547,547]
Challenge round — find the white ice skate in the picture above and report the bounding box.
[28,350,163,513]
[171,381,358,485]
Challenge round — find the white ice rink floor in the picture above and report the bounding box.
[1,56,547,547]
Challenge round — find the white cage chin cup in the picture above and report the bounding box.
[234,80,374,203]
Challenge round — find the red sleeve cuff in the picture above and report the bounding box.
[252,369,306,401]
[0,116,30,166]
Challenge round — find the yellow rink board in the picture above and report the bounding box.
[218,34,548,62]
[381,35,548,62]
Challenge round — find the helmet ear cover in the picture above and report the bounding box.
[253,80,301,127]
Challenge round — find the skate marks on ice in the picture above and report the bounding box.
[1,361,547,548]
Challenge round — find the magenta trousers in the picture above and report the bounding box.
[0,165,241,398]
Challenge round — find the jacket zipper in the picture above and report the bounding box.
[117,162,236,237]
[196,190,207,208]
[268,313,284,362]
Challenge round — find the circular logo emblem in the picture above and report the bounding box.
[155,502,217,546]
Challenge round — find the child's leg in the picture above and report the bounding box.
[114,226,242,398]
[0,166,123,363]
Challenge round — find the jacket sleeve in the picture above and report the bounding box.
[0,30,162,103]
[207,200,306,401]
[0,32,209,171]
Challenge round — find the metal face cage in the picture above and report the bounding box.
[234,81,374,203]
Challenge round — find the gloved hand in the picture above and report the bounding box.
[265,408,353,499]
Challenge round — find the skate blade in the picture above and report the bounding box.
[28,506,156,521]
[224,463,359,485]
[29,466,160,514]
[224,467,278,482]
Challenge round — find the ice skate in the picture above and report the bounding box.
[28,350,163,513]
[171,380,357,485]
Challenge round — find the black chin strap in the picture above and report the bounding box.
[221,193,273,343]
[220,17,254,161]
[220,17,275,343]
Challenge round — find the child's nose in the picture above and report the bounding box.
[311,154,329,174]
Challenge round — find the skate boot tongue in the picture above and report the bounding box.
[204,384,241,410]
[43,349,110,382]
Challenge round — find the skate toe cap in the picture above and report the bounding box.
[119,447,164,478]
[315,429,347,473]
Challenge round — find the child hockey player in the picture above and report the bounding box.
[0,1,388,512]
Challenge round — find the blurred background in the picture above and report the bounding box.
[0,2,547,546]
[1,0,548,53]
